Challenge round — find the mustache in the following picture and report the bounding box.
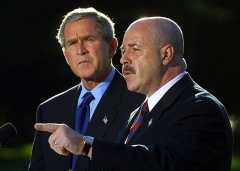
[122,65,136,74]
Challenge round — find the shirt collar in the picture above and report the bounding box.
[79,66,115,103]
[147,71,187,111]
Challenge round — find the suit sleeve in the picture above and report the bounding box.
[29,106,46,171]
[89,99,232,171]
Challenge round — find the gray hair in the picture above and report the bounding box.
[56,7,115,48]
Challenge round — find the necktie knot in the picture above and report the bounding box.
[141,101,149,114]
[81,92,94,105]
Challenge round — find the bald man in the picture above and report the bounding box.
[35,17,233,171]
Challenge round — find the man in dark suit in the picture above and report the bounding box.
[34,17,233,171]
[28,7,145,171]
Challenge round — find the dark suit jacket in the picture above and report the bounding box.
[89,73,233,171]
[28,70,145,171]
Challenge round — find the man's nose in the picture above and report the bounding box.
[77,42,87,55]
[120,52,130,65]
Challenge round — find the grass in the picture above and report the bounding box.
[0,144,239,171]
[0,144,32,160]
[0,144,32,171]
[232,154,240,171]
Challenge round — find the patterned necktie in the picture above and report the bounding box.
[72,92,94,169]
[125,101,149,144]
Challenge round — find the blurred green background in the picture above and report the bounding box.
[0,0,239,170]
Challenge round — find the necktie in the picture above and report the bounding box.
[125,101,149,144]
[72,92,94,169]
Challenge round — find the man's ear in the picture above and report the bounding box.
[109,38,118,59]
[161,44,174,65]
[62,48,70,65]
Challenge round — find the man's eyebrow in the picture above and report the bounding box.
[120,43,138,50]
[81,34,95,39]
[128,43,138,47]
[66,35,96,45]
[66,38,77,45]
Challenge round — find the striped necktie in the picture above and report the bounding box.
[125,101,149,144]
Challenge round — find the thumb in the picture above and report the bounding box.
[34,123,60,133]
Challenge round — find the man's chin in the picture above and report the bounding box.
[126,84,138,93]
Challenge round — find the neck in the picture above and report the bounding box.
[81,66,112,91]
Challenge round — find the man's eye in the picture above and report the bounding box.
[68,42,76,46]
[132,48,139,51]
[86,38,93,41]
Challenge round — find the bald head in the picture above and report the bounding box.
[126,17,184,57]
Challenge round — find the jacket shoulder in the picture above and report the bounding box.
[40,84,80,106]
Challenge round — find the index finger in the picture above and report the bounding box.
[34,123,61,133]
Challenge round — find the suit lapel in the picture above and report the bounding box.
[55,84,82,170]
[56,84,82,128]
[127,73,194,144]
[86,71,125,138]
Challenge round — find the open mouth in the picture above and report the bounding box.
[123,71,133,76]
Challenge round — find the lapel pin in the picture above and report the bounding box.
[148,118,153,126]
[103,116,108,124]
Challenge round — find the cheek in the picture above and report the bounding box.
[136,60,149,76]
[95,50,111,68]
[64,50,74,62]
[136,60,154,83]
